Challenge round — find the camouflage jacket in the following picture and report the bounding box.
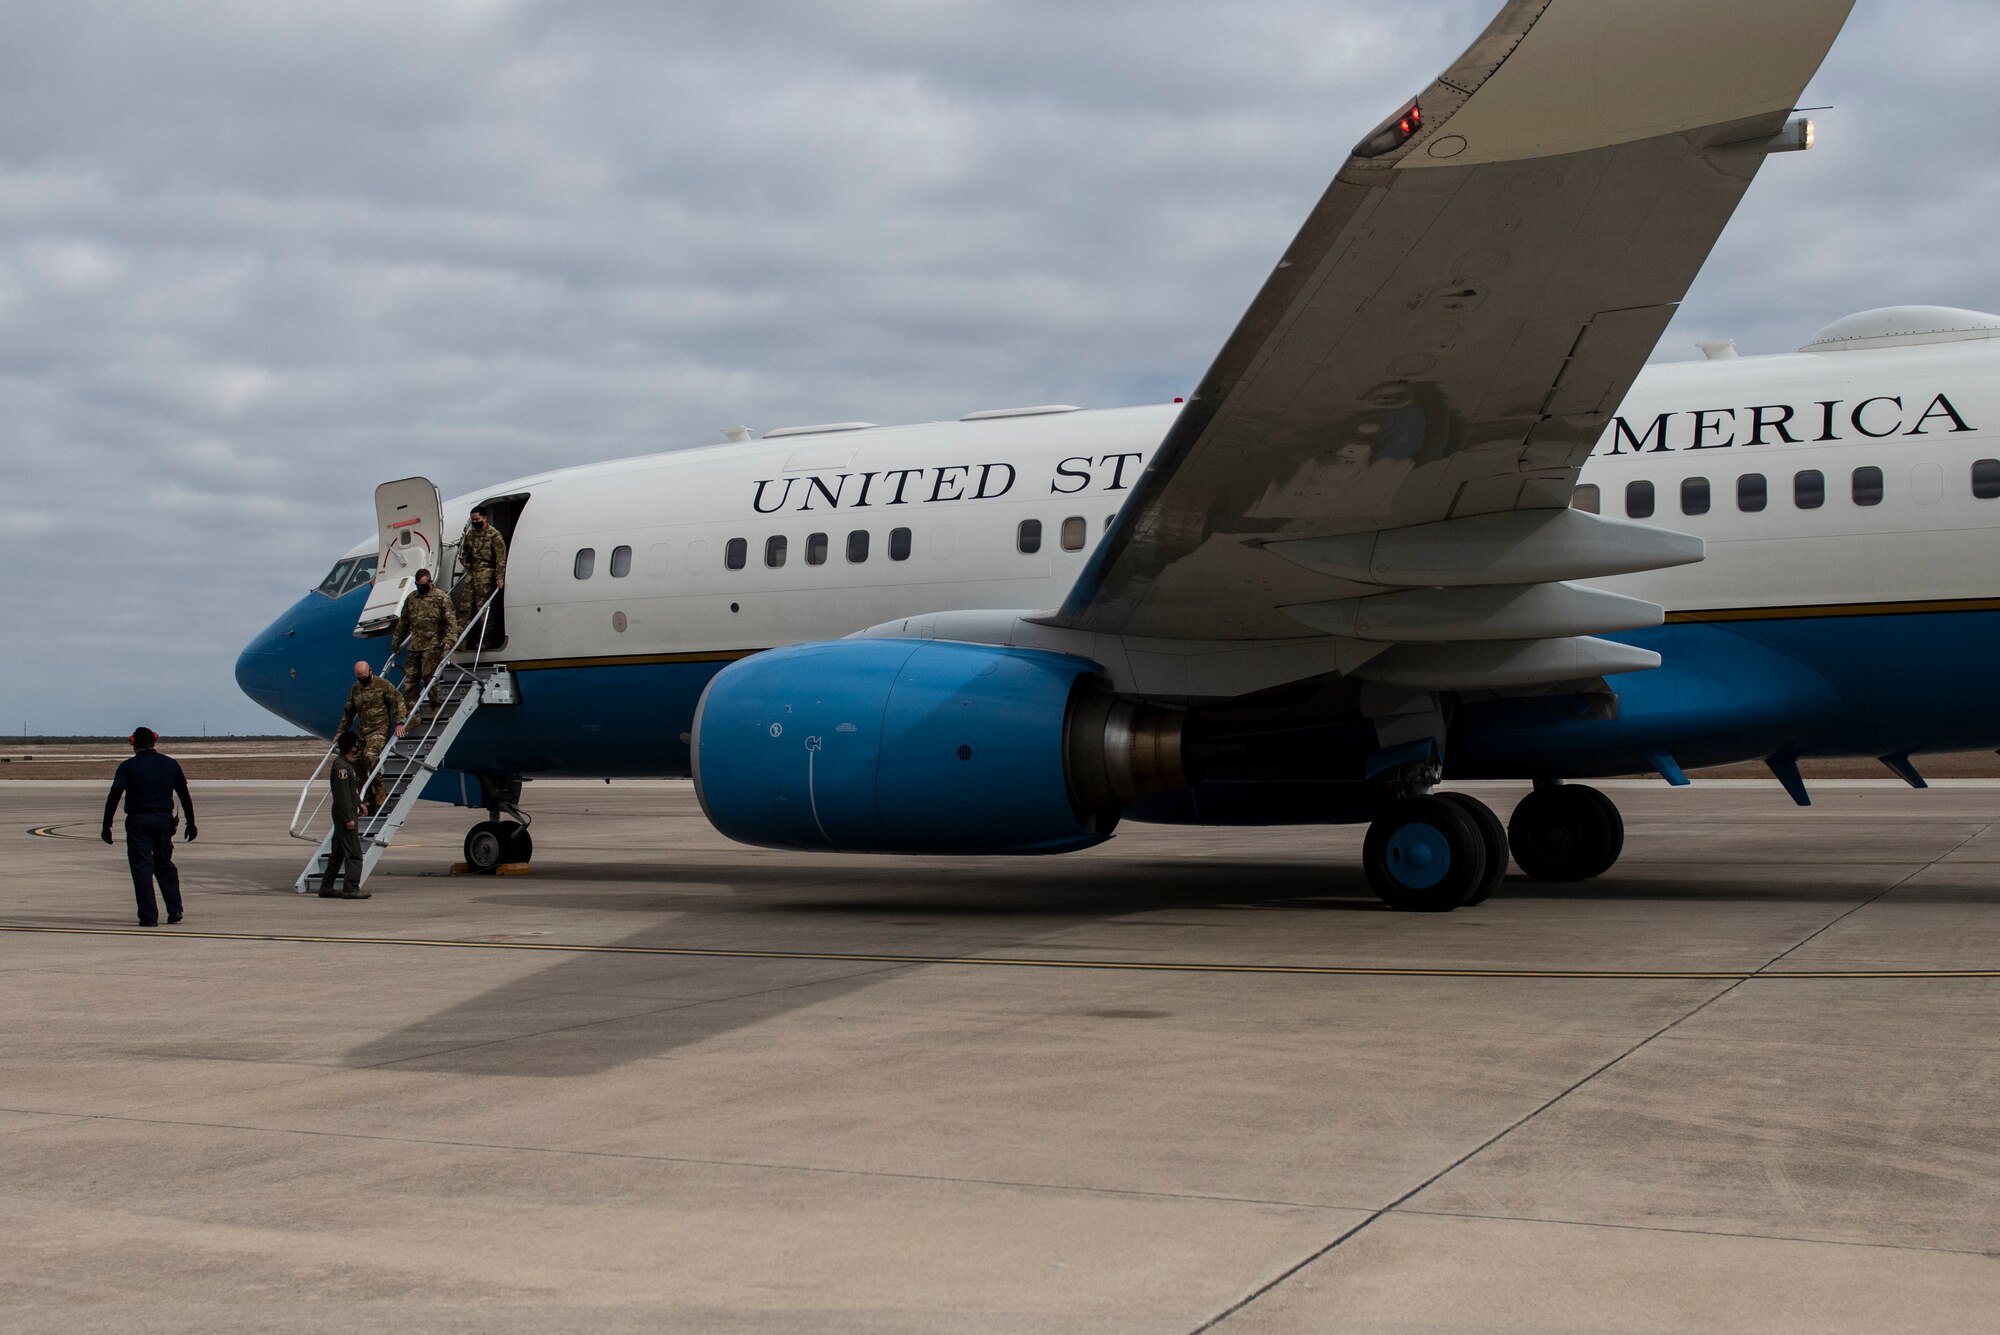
[338,675,407,736]
[393,586,459,653]
[459,524,508,583]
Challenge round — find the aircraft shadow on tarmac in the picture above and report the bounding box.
[333,858,1943,1079]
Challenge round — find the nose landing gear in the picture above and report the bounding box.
[462,773,532,875]
[463,820,532,874]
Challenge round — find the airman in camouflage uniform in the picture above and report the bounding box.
[455,506,508,645]
[393,568,459,723]
[336,660,407,809]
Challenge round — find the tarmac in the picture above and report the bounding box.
[3,777,1998,1332]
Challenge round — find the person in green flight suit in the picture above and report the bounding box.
[317,731,372,900]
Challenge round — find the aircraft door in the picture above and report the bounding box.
[355,477,444,636]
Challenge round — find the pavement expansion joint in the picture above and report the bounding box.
[1,922,1995,980]
[1394,1208,2000,1260]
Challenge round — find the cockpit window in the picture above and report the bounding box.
[340,555,377,595]
[315,559,357,598]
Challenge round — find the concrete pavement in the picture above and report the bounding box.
[2,780,1997,1331]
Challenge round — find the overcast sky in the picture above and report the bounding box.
[2,0,1993,735]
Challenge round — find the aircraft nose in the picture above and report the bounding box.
[235,619,294,713]
[236,588,365,736]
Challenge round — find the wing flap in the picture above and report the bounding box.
[1053,0,1854,656]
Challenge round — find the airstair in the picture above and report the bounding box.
[289,590,509,894]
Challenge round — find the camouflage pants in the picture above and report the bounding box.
[402,645,446,717]
[456,574,500,644]
[356,731,388,810]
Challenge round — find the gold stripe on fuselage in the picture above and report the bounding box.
[503,648,765,672]
[1665,596,2000,624]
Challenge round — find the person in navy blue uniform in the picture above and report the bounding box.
[100,727,197,926]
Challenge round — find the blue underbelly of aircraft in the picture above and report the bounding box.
[238,583,2000,811]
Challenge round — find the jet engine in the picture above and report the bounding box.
[691,639,1186,854]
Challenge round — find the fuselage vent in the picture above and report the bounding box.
[959,405,1082,421]
[761,422,877,439]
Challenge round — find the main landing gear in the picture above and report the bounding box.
[1363,793,1506,911]
[463,773,533,875]
[1506,780,1624,883]
[1361,782,1625,911]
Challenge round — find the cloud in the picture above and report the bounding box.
[0,0,1991,732]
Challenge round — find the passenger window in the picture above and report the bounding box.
[1794,469,1825,509]
[316,559,356,597]
[1681,477,1710,515]
[1060,516,1087,550]
[1571,484,1600,514]
[341,556,377,595]
[1974,459,2000,500]
[646,543,670,575]
[573,548,596,580]
[1105,514,1117,529]
[724,538,747,571]
[765,535,788,568]
[1018,519,1043,554]
[846,530,870,562]
[1737,474,1767,513]
[889,527,912,561]
[1852,466,1884,506]
[609,545,632,578]
[1625,480,1655,519]
[806,532,828,566]
[687,540,710,574]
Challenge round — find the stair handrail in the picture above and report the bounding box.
[338,586,503,850]
[287,646,401,841]
[394,586,501,765]
[287,587,501,849]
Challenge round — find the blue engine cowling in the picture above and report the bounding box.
[693,639,1156,855]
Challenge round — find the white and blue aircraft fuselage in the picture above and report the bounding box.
[238,0,1947,908]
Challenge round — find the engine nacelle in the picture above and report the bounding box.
[692,639,1185,854]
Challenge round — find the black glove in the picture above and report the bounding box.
[183,824,198,843]
[100,827,113,845]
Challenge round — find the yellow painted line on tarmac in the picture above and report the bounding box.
[0,923,1993,981]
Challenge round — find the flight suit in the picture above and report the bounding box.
[393,585,459,721]
[318,755,369,898]
[102,749,195,925]
[337,673,407,808]
[456,521,508,643]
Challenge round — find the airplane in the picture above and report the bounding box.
[238,0,1983,913]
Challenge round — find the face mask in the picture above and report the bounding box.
[416,581,432,594]
[472,518,485,527]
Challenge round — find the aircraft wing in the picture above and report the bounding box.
[1052,0,1853,685]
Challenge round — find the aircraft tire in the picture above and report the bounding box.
[1438,792,1508,905]
[1507,785,1622,882]
[502,822,533,864]
[1363,795,1486,912]
[464,821,508,875]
